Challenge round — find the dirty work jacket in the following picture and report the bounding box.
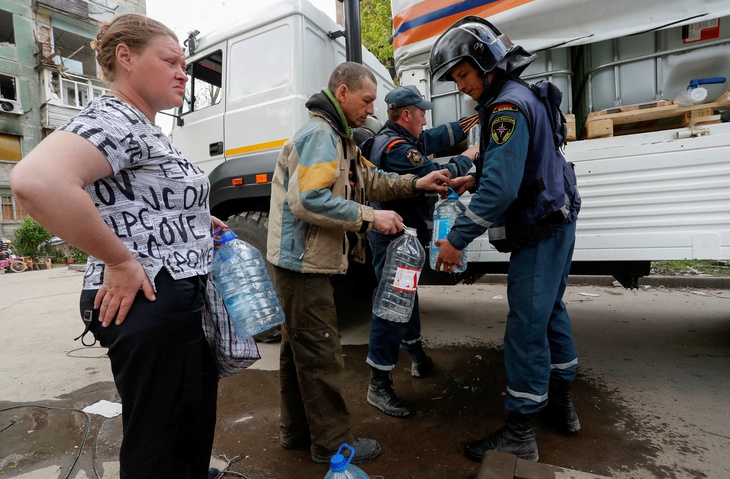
[267,90,418,274]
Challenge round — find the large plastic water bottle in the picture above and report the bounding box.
[211,230,285,338]
[372,226,425,323]
[323,443,371,479]
[430,188,467,273]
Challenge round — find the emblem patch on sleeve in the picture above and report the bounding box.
[491,115,516,145]
[406,148,425,166]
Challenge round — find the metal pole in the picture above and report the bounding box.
[343,0,362,63]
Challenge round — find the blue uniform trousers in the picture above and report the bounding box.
[366,241,423,370]
[504,221,578,415]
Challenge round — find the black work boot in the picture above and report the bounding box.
[543,379,581,433]
[408,342,434,378]
[367,367,411,417]
[464,412,539,462]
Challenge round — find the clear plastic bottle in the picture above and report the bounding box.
[372,227,425,323]
[430,188,467,273]
[211,230,285,338]
[323,443,371,479]
[675,86,707,107]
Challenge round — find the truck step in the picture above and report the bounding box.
[582,91,730,139]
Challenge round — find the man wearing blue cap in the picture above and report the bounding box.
[363,85,479,417]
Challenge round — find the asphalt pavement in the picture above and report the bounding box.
[1,266,729,479]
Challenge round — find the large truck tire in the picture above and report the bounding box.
[226,211,282,343]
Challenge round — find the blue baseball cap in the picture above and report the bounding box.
[384,85,433,110]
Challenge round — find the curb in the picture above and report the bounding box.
[63,265,730,289]
[477,274,730,289]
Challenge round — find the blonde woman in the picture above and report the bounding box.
[11,14,224,479]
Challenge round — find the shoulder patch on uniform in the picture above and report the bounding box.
[406,148,425,166]
[491,115,516,145]
[493,103,519,113]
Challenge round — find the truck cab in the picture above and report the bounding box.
[170,0,395,274]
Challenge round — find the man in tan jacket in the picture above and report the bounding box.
[267,62,450,464]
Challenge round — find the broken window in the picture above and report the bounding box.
[0,10,14,44]
[52,27,96,77]
[0,74,17,101]
[50,70,108,108]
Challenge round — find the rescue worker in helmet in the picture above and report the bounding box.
[429,17,582,462]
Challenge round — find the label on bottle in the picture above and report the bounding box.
[431,216,452,257]
[433,217,452,242]
[393,265,420,292]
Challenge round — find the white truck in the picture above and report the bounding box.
[391,0,730,287]
[171,0,730,288]
[170,0,395,291]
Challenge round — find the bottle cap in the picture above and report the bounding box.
[329,443,354,472]
[215,229,238,244]
[447,186,458,199]
[329,452,348,472]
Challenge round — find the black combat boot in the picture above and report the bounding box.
[408,342,434,378]
[543,379,581,433]
[367,367,411,417]
[464,412,539,462]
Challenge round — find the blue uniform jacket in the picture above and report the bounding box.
[367,120,473,245]
[447,79,579,252]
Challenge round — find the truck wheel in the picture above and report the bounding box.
[226,211,282,343]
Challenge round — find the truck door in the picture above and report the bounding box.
[172,47,225,176]
[223,21,300,186]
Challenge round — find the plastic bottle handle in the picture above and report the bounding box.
[329,443,355,472]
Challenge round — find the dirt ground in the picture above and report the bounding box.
[1,268,730,478]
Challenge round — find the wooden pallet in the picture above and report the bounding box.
[583,91,730,139]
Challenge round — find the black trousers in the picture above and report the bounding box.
[80,269,218,479]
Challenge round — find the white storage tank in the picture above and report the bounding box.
[578,16,730,113]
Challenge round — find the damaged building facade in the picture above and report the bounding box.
[0,0,145,236]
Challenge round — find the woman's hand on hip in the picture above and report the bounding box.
[94,258,156,327]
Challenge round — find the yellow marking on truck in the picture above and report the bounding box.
[226,139,288,156]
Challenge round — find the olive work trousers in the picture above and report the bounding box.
[272,265,352,458]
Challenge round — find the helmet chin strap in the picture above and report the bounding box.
[479,69,506,103]
[481,74,492,94]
